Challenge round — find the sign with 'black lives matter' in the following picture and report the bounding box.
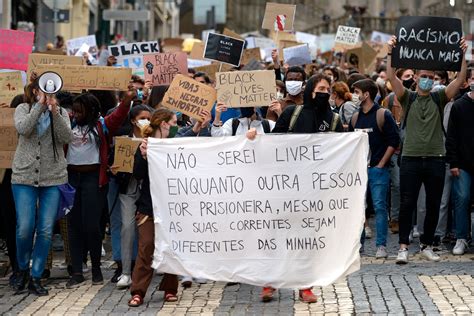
[204,33,245,67]
[392,16,463,71]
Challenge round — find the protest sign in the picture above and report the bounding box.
[0,72,23,105]
[216,70,276,107]
[261,3,296,32]
[392,16,463,71]
[109,41,160,77]
[283,44,312,66]
[204,33,245,67]
[66,35,98,61]
[278,40,299,59]
[0,29,35,71]
[318,34,336,53]
[189,42,205,60]
[296,31,318,59]
[0,108,15,126]
[242,60,265,71]
[223,28,244,41]
[162,74,216,121]
[147,132,368,288]
[34,64,132,91]
[334,26,361,51]
[241,48,262,65]
[113,137,142,173]
[162,38,184,53]
[346,42,378,74]
[143,52,188,86]
[247,37,276,50]
[27,54,84,80]
[193,64,220,82]
[0,151,15,168]
[188,59,212,69]
[0,108,17,168]
[370,31,392,44]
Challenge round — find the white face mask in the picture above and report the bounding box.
[136,119,150,129]
[376,77,386,86]
[276,91,284,100]
[285,81,303,96]
[352,94,362,107]
[470,83,474,91]
[329,98,336,107]
[433,80,440,86]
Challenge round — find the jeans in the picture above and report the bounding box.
[389,153,400,221]
[119,177,139,275]
[108,177,121,262]
[368,167,390,247]
[68,170,103,274]
[452,169,472,240]
[12,184,60,278]
[399,157,445,246]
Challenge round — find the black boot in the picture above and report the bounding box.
[14,269,29,294]
[92,266,103,285]
[28,277,48,296]
[111,261,122,283]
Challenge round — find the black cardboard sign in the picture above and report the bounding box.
[392,16,463,71]
[204,33,245,67]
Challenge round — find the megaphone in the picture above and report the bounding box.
[38,71,63,94]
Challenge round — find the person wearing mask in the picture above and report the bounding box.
[272,74,343,134]
[434,70,450,89]
[329,81,358,129]
[11,79,73,295]
[109,105,154,289]
[386,36,468,264]
[445,68,474,255]
[128,108,179,307]
[267,49,306,122]
[66,90,135,288]
[349,79,400,259]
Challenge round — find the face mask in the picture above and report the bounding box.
[329,98,336,107]
[167,125,178,138]
[402,78,415,89]
[276,91,284,100]
[240,107,255,118]
[376,77,386,86]
[352,94,362,106]
[418,77,434,92]
[285,81,303,96]
[136,119,149,129]
[311,92,330,109]
[433,80,440,87]
[470,83,474,91]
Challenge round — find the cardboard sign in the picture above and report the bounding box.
[162,38,184,53]
[392,16,463,71]
[188,59,212,69]
[0,108,17,165]
[346,42,378,74]
[189,42,205,60]
[34,65,132,91]
[223,28,244,41]
[0,72,23,105]
[283,44,312,66]
[334,26,361,51]
[113,137,142,173]
[241,48,262,65]
[216,70,276,107]
[0,29,35,71]
[109,41,160,78]
[143,52,188,86]
[66,35,98,61]
[162,74,216,121]
[242,59,265,71]
[0,126,18,151]
[27,54,84,80]
[0,108,15,126]
[278,40,299,59]
[204,33,245,67]
[193,64,220,82]
[0,150,15,168]
[262,3,296,32]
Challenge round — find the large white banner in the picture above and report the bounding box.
[148,132,369,289]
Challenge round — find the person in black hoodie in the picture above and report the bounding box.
[445,68,474,256]
[272,73,343,133]
[128,108,179,307]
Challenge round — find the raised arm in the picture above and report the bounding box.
[445,38,468,101]
[386,36,405,100]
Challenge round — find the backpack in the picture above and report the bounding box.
[288,105,340,133]
[350,107,388,133]
[231,118,271,136]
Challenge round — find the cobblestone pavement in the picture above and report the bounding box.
[0,218,473,315]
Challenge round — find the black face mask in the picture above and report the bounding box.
[240,107,255,118]
[310,92,330,110]
[403,78,415,89]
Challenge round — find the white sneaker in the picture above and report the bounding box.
[396,248,409,264]
[421,246,440,262]
[181,276,193,288]
[101,245,106,257]
[365,226,373,239]
[375,246,388,259]
[453,239,468,255]
[413,227,420,238]
[117,274,132,289]
[82,263,89,273]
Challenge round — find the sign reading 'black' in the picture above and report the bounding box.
[204,33,245,67]
[392,16,463,71]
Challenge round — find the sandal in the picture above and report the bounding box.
[164,293,178,302]
[128,294,143,307]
